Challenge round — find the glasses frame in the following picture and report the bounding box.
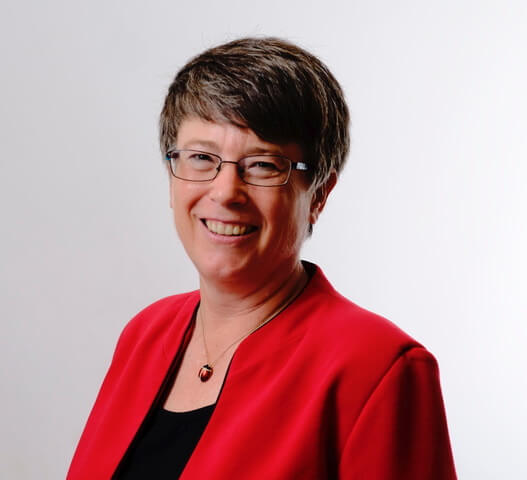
[165,149,309,187]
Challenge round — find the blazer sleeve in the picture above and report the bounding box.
[339,347,457,479]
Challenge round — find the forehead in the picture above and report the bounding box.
[176,117,303,161]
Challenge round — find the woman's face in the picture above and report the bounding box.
[169,117,331,285]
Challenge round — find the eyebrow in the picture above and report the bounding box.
[179,139,286,156]
[180,139,219,150]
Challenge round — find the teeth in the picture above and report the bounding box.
[205,220,251,236]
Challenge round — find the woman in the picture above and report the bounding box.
[68,37,456,479]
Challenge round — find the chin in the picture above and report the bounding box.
[196,257,257,284]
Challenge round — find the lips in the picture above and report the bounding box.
[203,219,257,236]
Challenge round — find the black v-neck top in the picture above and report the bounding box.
[115,403,216,479]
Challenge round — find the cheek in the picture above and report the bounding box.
[273,195,312,247]
[169,185,193,232]
[169,180,178,210]
[170,181,198,211]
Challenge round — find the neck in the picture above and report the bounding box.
[197,260,308,337]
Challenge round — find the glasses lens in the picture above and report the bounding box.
[240,156,291,186]
[170,150,220,181]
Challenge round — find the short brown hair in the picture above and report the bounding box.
[160,37,350,187]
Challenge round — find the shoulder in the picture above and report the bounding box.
[123,291,198,333]
[319,293,419,355]
[298,263,426,381]
[304,265,420,348]
[111,290,199,361]
[291,265,444,433]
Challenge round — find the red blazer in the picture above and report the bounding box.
[68,264,456,479]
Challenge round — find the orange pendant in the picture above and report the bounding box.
[198,364,213,382]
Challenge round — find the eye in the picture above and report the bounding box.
[252,161,280,171]
[184,151,218,171]
[244,156,288,178]
[189,152,215,163]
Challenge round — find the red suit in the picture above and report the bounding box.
[68,264,457,479]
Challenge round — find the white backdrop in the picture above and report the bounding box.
[1,1,526,478]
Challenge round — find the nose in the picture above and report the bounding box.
[208,161,247,205]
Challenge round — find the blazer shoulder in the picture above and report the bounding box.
[301,286,424,381]
[303,265,420,356]
[313,288,419,349]
[113,290,199,358]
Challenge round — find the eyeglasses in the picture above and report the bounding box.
[165,149,309,187]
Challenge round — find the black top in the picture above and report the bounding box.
[115,403,216,479]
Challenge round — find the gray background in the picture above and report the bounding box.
[1,0,526,478]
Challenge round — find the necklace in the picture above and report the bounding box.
[197,275,307,382]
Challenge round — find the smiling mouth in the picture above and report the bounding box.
[203,219,257,236]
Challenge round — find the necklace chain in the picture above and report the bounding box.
[199,307,274,368]
[197,274,307,382]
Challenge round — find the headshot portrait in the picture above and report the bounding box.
[1,1,525,479]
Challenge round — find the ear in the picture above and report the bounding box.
[309,170,338,225]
